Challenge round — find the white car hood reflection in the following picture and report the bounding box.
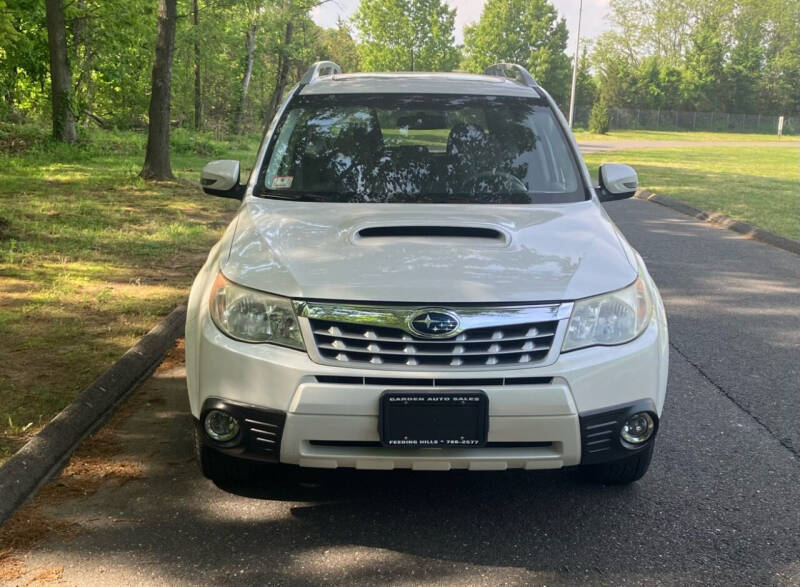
[221,199,637,303]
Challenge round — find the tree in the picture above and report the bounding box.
[232,11,260,133]
[462,0,572,105]
[44,0,77,142]
[353,0,460,72]
[141,0,177,180]
[192,0,202,129]
[590,0,800,115]
[0,1,16,44]
[758,0,800,115]
[265,18,294,123]
[0,0,49,119]
[317,21,360,73]
[574,45,596,107]
[680,10,725,111]
[590,34,636,109]
[589,98,610,134]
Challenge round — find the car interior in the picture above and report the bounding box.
[264,97,581,202]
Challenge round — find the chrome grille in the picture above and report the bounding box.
[308,318,559,368]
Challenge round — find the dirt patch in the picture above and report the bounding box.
[0,554,26,582]
[37,389,149,505]
[0,507,76,582]
[158,338,185,371]
[0,376,154,581]
[24,566,64,585]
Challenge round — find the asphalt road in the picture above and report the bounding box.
[9,199,800,586]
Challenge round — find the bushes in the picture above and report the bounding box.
[0,122,250,160]
[589,100,611,134]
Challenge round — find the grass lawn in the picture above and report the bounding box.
[573,129,796,143]
[0,124,257,463]
[584,145,800,239]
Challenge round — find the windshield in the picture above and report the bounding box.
[256,93,587,204]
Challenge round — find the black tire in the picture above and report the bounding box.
[582,442,654,485]
[194,428,258,483]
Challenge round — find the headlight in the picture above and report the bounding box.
[562,276,652,352]
[209,273,305,349]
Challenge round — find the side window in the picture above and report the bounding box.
[264,109,303,189]
[537,113,577,191]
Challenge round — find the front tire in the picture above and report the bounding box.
[194,428,258,482]
[582,443,654,485]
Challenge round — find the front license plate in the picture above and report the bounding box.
[379,391,488,447]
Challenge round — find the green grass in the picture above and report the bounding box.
[573,129,796,143]
[584,145,800,239]
[382,128,449,151]
[0,123,258,463]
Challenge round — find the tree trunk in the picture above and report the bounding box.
[141,0,178,181]
[45,0,77,143]
[265,20,294,125]
[72,0,92,121]
[193,0,202,130]
[232,23,257,134]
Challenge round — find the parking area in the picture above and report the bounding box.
[5,199,800,586]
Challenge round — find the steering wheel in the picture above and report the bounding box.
[459,171,528,194]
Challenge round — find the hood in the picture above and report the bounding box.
[221,199,637,303]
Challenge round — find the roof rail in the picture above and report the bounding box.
[484,63,538,88]
[299,61,342,85]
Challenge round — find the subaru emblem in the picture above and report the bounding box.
[407,309,461,338]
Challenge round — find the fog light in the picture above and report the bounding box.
[621,412,654,445]
[204,410,240,442]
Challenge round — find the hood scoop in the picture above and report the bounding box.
[354,225,509,245]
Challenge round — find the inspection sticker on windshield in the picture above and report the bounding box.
[271,175,294,189]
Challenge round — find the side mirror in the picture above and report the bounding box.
[201,160,245,199]
[597,163,638,202]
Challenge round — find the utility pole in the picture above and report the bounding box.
[568,0,583,129]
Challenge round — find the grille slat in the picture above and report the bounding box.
[312,328,556,344]
[316,342,552,356]
[310,317,559,369]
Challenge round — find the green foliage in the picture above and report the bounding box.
[588,99,610,134]
[317,22,360,73]
[0,1,17,44]
[0,0,49,119]
[3,0,796,144]
[353,0,460,72]
[574,45,596,107]
[591,0,800,115]
[462,0,571,105]
[0,0,350,133]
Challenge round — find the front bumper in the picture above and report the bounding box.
[197,397,659,469]
[188,307,668,470]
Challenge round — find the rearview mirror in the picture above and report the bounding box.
[597,164,638,202]
[201,160,245,199]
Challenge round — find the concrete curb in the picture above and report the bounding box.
[634,190,800,256]
[0,304,187,526]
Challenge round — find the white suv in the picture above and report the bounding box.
[186,62,668,485]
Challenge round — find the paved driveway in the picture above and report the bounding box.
[7,200,800,586]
